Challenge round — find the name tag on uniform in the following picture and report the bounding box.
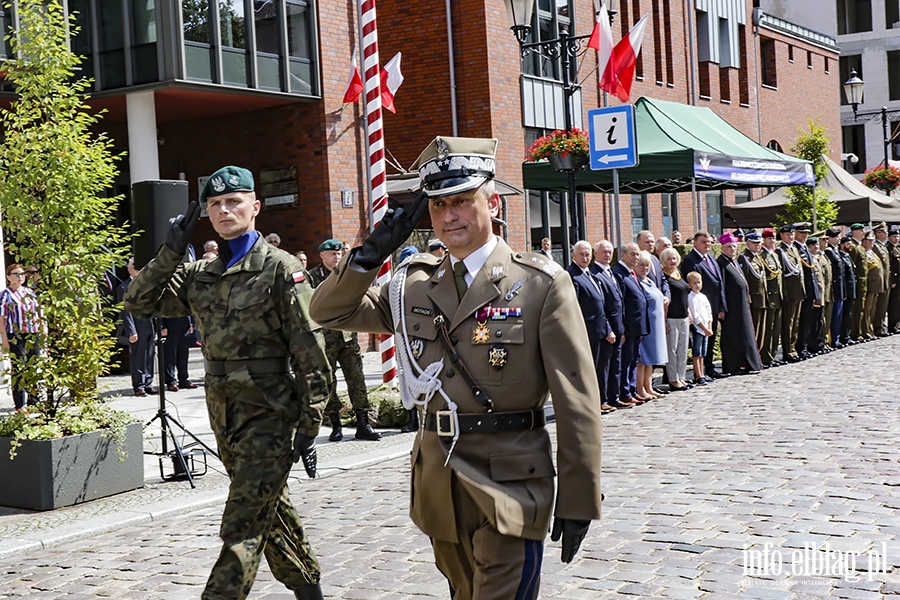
[411,306,433,316]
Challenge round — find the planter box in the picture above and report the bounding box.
[0,422,143,510]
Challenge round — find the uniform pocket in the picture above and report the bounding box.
[490,451,555,481]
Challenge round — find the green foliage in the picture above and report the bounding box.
[0,1,130,423]
[335,384,407,427]
[779,119,838,230]
[526,128,590,162]
[862,165,900,192]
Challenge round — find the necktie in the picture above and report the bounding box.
[586,270,602,293]
[631,270,640,285]
[454,261,468,300]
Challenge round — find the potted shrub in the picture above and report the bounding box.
[526,128,590,172]
[862,164,900,193]
[0,0,142,510]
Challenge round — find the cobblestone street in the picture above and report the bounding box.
[2,337,900,599]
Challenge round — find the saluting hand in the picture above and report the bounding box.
[165,201,201,256]
[354,192,429,271]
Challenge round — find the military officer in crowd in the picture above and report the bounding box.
[808,237,829,353]
[822,227,847,348]
[125,166,332,600]
[759,228,784,367]
[310,137,602,599]
[863,232,885,339]
[777,225,804,361]
[887,226,900,332]
[793,223,820,358]
[848,223,869,341]
[872,222,892,336]
[739,231,768,352]
[308,239,381,442]
[838,235,858,345]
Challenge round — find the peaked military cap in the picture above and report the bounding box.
[873,221,887,231]
[779,224,795,233]
[890,227,900,235]
[850,223,866,231]
[200,166,254,205]
[840,235,853,244]
[826,227,842,238]
[744,231,762,242]
[793,222,812,233]
[411,136,498,198]
[318,239,343,252]
[427,238,445,250]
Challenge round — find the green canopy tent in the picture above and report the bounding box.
[523,97,814,235]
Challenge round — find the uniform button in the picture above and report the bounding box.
[528,465,535,473]
[413,323,421,331]
[446,369,455,377]
[450,336,458,344]
[516,253,523,258]
[495,330,502,337]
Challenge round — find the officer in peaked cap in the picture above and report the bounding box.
[871,222,891,335]
[887,226,900,332]
[309,136,602,598]
[776,223,804,361]
[126,165,332,600]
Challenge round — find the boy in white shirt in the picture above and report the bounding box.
[687,271,714,385]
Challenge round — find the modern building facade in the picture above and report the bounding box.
[0,0,841,257]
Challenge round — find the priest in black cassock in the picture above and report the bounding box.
[716,231,763,375]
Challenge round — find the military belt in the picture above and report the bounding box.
[425,409,545,437]
[205,357,291,376]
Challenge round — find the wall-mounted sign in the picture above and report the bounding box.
[259,166,299,210]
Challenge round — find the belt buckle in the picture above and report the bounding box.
[435,410,456,437]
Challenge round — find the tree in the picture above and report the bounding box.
[779,119,838,231]
[0,0,129,413]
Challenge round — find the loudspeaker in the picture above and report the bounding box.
[131,180,189,269]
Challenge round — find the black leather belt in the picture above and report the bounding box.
[205,357,291,376]
[424,409,545,437]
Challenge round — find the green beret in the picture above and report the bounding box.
[806,237,818,245]
[850,223,865,231]
[200,166,254,205]
[318,239,342,252]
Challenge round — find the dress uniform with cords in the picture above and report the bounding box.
[310,136,602,600]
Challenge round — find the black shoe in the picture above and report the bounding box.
[133,389,147,397]
[785,355,801,363]
[355,410,382,441]
[692,378,707,386]
[328,414,343,442]
[709,371,730,379]
[652,386,669,395]
[145,386,158,394]
[607,400,634,409]
[294,582,325,600]
[702,376,714,383]
[179,381,199,389]
[400,409,419,433]
[668,385,689,392]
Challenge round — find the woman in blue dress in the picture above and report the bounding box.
[636,251,668,400]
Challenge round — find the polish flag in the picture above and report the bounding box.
[587,1,614,81]
[380,52,404,113]
[600,14,650,102]
[342,46,363,104]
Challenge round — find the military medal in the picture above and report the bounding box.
[505,279,526,301]
[488,344,508,370]
[409,337,425,360]
[473,322,490,344]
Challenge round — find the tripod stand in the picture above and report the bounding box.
[144,318,218,488]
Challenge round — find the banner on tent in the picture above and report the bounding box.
[694,152,815,187]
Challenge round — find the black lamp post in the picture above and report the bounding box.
[505,0,597,265]
[843,70,897,169]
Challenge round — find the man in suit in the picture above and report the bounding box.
[823,228,846,348]
[538,237,554,261]
[759,228,784,367]
[794,223,820,357]
[567,241,615,414]
[592,240,628,409]
[310,137,602,600]
[680,230,728,378]
[776,225,805,361]
[612,242,650,402]
[886,227,900,333]
[117,258,156,396]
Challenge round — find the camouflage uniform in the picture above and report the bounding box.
[308,263,371,420]
[124,239,332,600]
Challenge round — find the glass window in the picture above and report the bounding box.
[98,0,126,89]
[183,0,211,44]
[521,0,574,82]
[132,0,158,85]
[842,125,866,174]
[220,0,246,50]
[286,1,310,59]
[889,50,900,102]
[838,0,873,34]
[760,38,776,88]
[888,0,900,29]
[631,194,648,240]
[705,191,722,236]
[69,0,94,81]
[734,190,751,205]
[255,0,281,90]
[661,193,678,236]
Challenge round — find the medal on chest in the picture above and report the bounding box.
[473,321,490,344]
[488,344,508,370]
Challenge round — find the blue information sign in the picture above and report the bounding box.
[588,105,638,170]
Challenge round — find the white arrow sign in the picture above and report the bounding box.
[598,154,629,164]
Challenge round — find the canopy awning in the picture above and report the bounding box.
[522,97,814,194]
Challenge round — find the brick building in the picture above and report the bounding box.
[0,0,840,257]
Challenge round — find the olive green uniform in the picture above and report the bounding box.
[873,239,891,335]
[818,251,833,345]
[887,240,900,331]
[124,239,332,600]
[760,246,783,364]
[849,238,869,339]
[777,241,804,359]
[739,248,768,351]
[308,263,371,420]
[864,248,885,338]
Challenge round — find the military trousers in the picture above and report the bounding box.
[841,298,855,343]
[781,299,802,359]
[750,307,767,352]
[825,300,839,345]
[202,372,320,600]
[875,291,890,335]
[761,306,782,365]
[323,333,370,419]
[432,475,543,600]
[864,292,880,338]
[889,287,900,331]
[851,295,867,339]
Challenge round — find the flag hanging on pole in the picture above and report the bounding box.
[600,14,650,102]
[380,52,404,113]
[588,1,614,81]
[342,45,363,104]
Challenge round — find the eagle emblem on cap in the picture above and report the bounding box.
[436,137,450,160]
[211,176,226,192]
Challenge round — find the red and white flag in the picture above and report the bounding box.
[587,1,614,80]
[600,14,650,102]
[379,52,404,113]
[342,46,363,104]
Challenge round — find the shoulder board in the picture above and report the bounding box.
[512,251,563,278]
[402,253,442,269]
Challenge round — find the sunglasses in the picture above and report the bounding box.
[10,273,26,277]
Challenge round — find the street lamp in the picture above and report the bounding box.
[842,70,898,169]
[504,0,596,264]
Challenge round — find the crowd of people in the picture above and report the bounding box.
[565,222,900,414]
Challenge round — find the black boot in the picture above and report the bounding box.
[328,413,343,442]
[400,408,419,433]
[294,582,324,600]
[355,410,382,441]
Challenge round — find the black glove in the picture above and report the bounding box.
[292,432,318,478]
[165,201,201,256]
[354,192,430,271]
[550,517,590,563]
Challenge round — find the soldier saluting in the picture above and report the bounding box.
[310,137,602,599]
[125,166,332,600]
